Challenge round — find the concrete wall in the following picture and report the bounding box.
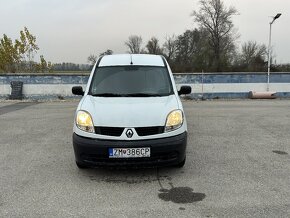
[174,73,290,99]
[1,72,290,99]
[0,74,88,99]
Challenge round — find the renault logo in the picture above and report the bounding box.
[126,129,134,138]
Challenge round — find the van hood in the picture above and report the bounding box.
[80,95,179,127]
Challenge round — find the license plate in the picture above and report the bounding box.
[109,148,150,158]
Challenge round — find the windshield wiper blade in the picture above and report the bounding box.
[91,93,125,97]
[91,93,166,97]
[125,93,163,97]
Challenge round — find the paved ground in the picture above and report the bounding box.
[0,100,290,217]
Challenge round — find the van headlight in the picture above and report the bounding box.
[165,110,183,132]
[76,111,94,133]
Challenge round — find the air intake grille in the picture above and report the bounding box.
[95,127,124,136]
[135,126,164,136]
[95,126,164,137]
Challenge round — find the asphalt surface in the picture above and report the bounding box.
[0,100,290,217]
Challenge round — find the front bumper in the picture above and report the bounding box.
[73,132,187,168]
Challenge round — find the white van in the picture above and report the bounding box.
[72,54,191,168]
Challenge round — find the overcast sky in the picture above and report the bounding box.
[0,0,289,64]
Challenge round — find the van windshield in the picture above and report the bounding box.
[89,66,174,97]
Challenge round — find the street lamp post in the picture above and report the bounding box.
[267,13,281,91]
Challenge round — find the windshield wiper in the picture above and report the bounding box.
[125,93,163,97]
[91,93,126,97]
[91,93,166,97]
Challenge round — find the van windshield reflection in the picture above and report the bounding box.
[89,66,173,97]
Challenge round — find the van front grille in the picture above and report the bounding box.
[135,126,164,136]
[94,126,164,137]
[95,127,124,136]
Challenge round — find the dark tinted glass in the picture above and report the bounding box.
[89,66,173,97]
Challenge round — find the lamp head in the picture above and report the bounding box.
[274,13,282,20]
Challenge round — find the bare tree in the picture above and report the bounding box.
[146,37,163,55]
[238,41,267,71]
[174,29,206,72]
[241,41,267,65]
[163,35,177,62]
[87,54,98,65]
[18,27,39,71]
[192,0,238,71]
[125,35,143,54]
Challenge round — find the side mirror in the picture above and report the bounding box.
[178,86,191,95]
[72,86,84,96]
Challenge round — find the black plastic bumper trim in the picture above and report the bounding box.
[73,132,187,168]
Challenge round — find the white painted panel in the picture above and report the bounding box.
[22,84,86,96]
[1,83,290,96]
[177,83,290,93]
[268,83,290,92]
[0,85,11,95]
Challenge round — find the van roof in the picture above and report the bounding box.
[98,54,165,67]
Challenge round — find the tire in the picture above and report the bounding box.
[76,161,88,169]
[175,157,186,168]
